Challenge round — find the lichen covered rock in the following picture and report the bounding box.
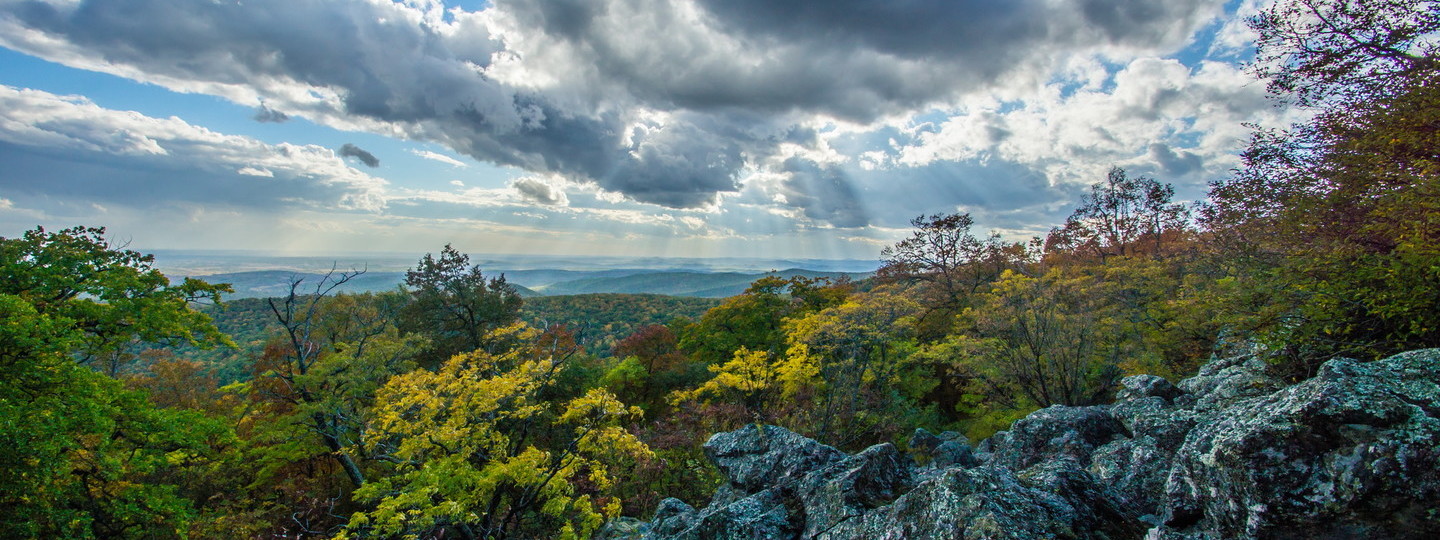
[1154,351,1440,538]
[621,349,1440,540]
[988,405,1129,470]
[705,423,847,495]
[798,442,914,538]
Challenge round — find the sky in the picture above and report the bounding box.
[0,0,1294,260]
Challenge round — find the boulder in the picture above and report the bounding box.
[798,443,914,538]
[1116,375,1184,403]
[909,428,979,472]
[624,349,1440,540]
[675,488,796,540]
[931,440,979,469]
[594,517,649,540]
[1088,397,1199,516]
[821,460,1140,539]
[649,498,697,537]
[1174,352,1282,412]
[705,424,846,495]
[1154,351,1440,538]
[988,405,1128,470]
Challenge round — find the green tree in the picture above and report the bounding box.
[677,276,849,364]
[0,226,231,362]
[1203,0,1440,369]
[606,324,688,414]
[1248,0,1438,109]
[0,226,234,538]
[673,292,930,449]
[963,269,1126,408]
[1045,167,1189,262]
[879,213,1030,338]
[250,278,426,500]
[779,292,927,447]
[402,244,523,364]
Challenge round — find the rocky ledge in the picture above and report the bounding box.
[600,349,1440,539]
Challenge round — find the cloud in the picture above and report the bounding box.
[412,149,468,167]
[0,0,1236,219]
[511,177,568,205]
[237,166,274,177]
[499,0,1224,118]
[888,58,1282,192]
[1149,143,1204,176]
[339,143,380,168]
[0,85,388,213]
[774,157,868,228]
[253,104,289,123]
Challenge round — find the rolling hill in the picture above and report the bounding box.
[190,268,869,299]
[533,269,870,297]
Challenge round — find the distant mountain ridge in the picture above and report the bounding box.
[534,269,868,298]
[187,268,870,299]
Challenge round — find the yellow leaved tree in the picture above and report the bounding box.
[341,323,650,540]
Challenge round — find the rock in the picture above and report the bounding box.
[650,489,799,539]
[1153,350,1440,538]
[1088,398,1200,516]
[989,405,1128,470]
[1175,352,1281,411]
[623,349,1440,540]
[1017,457,1149,539]
[595,516,650,539]
[821,462,1139,539]
[648,498,697,537]
[706,483,747,509]
[705,424,847,495]
[1116,375,1184,403]
[651,424,847,539]
[798,443,914,539]
[677,488,796,540]
[909,428,978,470]
[1107,398,1196,449]
[930,440,978,469]
[908,428,942,452]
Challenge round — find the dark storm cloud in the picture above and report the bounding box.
[0,0,771,209]
[695,0,1213,58]
[503,0,1223,119]
[0,0,1226,215]
[841,159,1070,231]
[339,143,380,168]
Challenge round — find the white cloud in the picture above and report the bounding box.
[1209,0,1265,58]
[237,166,274,177]
[412,149,469,167]
[891,57,1282,190]
[0,85,389,212]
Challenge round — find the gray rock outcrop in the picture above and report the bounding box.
[610,349,1440,539]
